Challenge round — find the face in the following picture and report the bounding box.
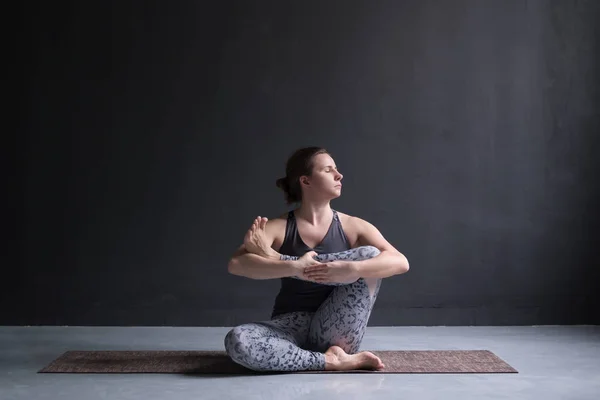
[300,153,344,201]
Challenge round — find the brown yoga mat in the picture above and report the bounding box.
[39,350,517,374]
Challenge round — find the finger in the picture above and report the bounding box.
[304,267,326,274]
[304,265,327,272]
[305,269,326,275]
[308,269,329,276]
[308,261,328,268]
[306,269,328,275]
[306,271,328,279]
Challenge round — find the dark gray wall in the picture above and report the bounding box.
[11,0,600,326]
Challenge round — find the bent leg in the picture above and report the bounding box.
[224,312,325,372]
[305,247,383,353]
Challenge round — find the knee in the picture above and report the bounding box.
[224,326,265,371]
[224,326,244,356]
[356,245,381,260]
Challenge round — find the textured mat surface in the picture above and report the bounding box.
[39,350,518,374]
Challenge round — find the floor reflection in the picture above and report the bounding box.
[247,373,388,399]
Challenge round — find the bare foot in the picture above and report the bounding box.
[324,345,385,371]
[243,216,280,259]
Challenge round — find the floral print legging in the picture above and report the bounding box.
[224,246,382,372]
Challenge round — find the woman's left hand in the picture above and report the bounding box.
[304,261,360,284]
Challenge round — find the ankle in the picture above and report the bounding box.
[324,352,339,370]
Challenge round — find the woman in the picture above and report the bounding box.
[225,147,409,372]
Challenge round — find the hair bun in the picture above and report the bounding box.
[276,177,289,190]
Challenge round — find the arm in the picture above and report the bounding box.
[350,218,409,279]
[228,218,300,280]
[228,245,298,280]
[230,246,350,284]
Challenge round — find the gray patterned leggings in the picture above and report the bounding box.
[223,245,382,372]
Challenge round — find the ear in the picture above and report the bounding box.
[299,175,310,186]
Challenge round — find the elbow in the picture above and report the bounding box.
[398,256,410,275]
[228,257,241,276]
[401,262,409,274]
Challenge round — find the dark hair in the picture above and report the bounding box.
[275,147,329,204]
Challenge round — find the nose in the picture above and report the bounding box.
[335,171,343,180]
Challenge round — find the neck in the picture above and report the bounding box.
[294,201,333,226]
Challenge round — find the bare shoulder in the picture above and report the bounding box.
[264,212,288,233]
[336,210,368,231]
[336,210,399,252]
[336,211,364,248]
[265,212,289,251]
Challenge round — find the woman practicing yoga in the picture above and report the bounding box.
[225,147,410,372]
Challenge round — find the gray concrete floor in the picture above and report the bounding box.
[1,325,599,400]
